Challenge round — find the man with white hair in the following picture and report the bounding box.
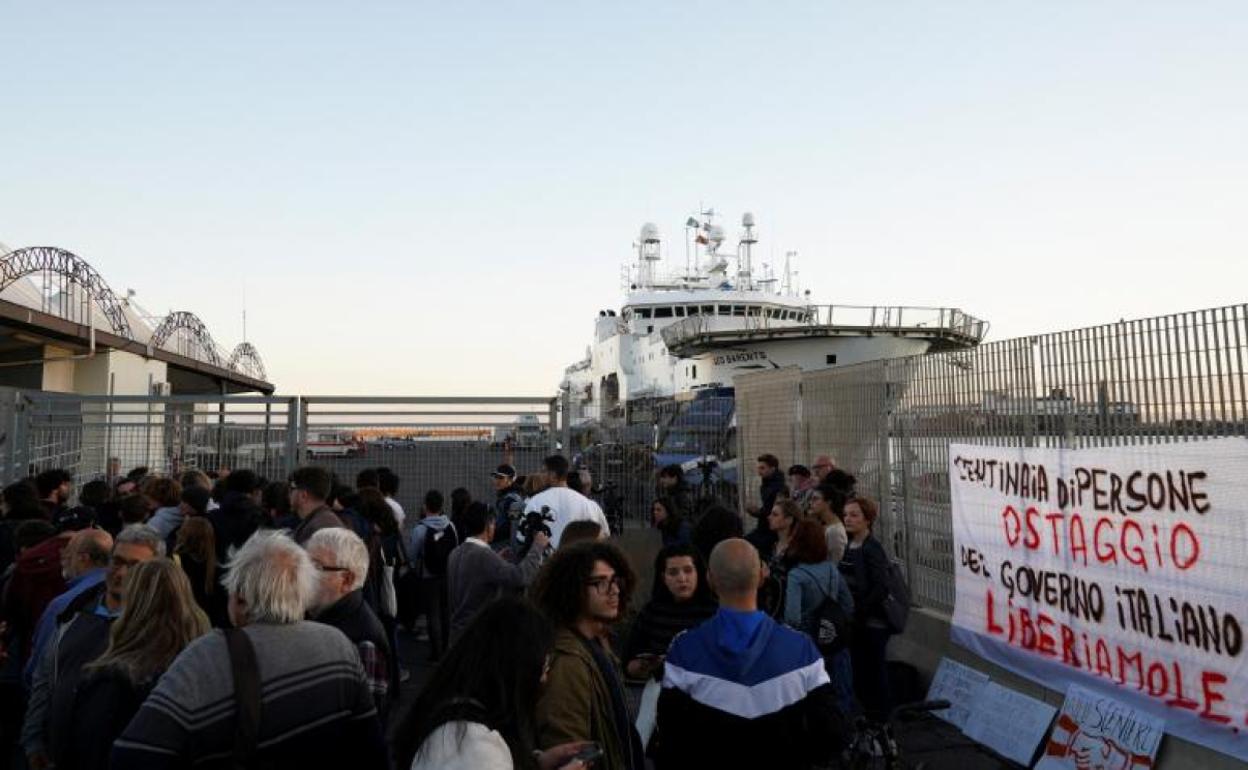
[112,530,386,769]
[307,527,392,714]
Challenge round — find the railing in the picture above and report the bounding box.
[661,304,989,350]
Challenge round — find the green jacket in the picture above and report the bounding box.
[537,628,628,770]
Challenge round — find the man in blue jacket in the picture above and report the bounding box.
[657,538,846,769]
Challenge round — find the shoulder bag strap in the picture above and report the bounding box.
[225,628,263,770]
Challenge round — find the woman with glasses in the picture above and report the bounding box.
[394,597,592,770]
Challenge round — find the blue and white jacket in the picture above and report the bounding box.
[656,607,844,769]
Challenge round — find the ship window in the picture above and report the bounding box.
[748,305,761,316]
[686,306,699,316]
[732,305,745,316]
[717,305,731,316]
[674,306,686,316]
[692,365,698,379]
[654,307,673,318]
[647,325,654,334]
[826,354,837,365]
[636,308,651,319]
[702,305,715,315]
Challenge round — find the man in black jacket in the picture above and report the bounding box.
[657,538,845,769]
[306,527,393,716]
[207,469,267,562]
[745,454,785,557]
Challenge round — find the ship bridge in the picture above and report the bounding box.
[661,304,988,356]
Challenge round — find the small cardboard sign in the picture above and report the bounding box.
[1035,684,1166,770]
[962,681,1058,766]
[926,657,991,731]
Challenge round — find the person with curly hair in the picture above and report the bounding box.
[530,541,643,770]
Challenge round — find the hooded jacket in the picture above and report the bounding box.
[406,514,453,576]
[656,608,844,769]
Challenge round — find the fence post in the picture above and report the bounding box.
[560,390,572,455]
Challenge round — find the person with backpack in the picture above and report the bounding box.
[837,496,893,721]
[783,520,854,717]
[409,493,457,661]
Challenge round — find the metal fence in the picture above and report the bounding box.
[734,304,1248,614]
[0,392,561,522]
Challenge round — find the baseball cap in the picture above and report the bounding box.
[491,464,517,480]
[54,505,97,533]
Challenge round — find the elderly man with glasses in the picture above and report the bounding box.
[306,527,393,716]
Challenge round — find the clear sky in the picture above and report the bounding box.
[3,2,1245,395]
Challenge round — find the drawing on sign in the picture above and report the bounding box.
[1035,684,1165,770]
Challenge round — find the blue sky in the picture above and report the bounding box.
[3,2,1246,394]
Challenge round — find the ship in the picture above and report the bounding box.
[560,209,988,490]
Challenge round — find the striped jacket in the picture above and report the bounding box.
[656,608,844,769]
[111,621,386,769]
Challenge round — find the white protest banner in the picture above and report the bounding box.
[926,657,990,731]
[962,681,1057,765]
[1035,683,1165,770]
[949,439,1248,761]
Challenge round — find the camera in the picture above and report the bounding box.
[511,504,555,544]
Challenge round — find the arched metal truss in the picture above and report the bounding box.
[228,342,267,382]
[149,311,223,367]
[0,246,135,339]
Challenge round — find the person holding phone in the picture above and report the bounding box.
[622,544,716,682]
[395,598,592,770]
[532,542,645,770]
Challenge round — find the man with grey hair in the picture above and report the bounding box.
[23,524,163,769]
[24,528,113,686]
[113,530,386,768]
[656,538,845,768]
[306,527,392,714]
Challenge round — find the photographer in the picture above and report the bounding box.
[447,503,548,643]
[656,465,694,522]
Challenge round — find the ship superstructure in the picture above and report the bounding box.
[561,210,987,423]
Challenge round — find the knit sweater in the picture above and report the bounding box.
[112,620,386,769]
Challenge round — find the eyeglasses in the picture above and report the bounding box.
[312,561,350,573]
[585,575,622,595]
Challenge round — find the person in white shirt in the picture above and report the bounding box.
[378,467,406,529]
[523,455,609,548]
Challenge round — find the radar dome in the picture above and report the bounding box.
[708,224,725,244]
[640,222,660,243]
[742,212,756,227]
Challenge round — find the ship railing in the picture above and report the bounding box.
[661,304,989,349]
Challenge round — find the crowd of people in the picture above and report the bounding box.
[0,449,903,769]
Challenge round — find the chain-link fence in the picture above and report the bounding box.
[735,304,1248,614]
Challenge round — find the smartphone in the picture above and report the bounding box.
[567,742,603,766]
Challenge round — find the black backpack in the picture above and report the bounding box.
[880,557,911,634]
[794,565,852,655]
[422,523,458,577]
